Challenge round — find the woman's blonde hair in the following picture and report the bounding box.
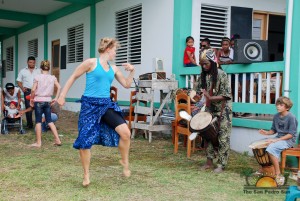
[276,96,293,110]
[40,60,50,71]
[98,37,120,53]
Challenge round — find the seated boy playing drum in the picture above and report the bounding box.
[259,96,298,183]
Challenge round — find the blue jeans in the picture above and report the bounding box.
[34,102,52,124]
[42,113,58,132]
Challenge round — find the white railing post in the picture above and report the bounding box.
[266,73,271,104]
[250,73,254,103]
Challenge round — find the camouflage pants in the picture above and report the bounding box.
[206,112,232,168]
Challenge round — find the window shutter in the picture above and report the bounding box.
[68,24,84,63]
[200,4,229,48]
[6,46,14,71]
[28,39,38,58]
[116,4,142,65]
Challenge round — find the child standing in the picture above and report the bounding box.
[30,60,61,148]
[183,36,198,67]
[259,96,298,184]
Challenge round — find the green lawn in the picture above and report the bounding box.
[0,117,294,201]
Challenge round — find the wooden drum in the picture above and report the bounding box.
[189,112,219,148]
[249,140,275,176]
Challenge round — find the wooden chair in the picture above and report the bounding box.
[124,91,147,131]
[281,144,300,174]
[173,93,193,158]
[110,86,118,102]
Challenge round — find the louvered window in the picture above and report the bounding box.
[199,4,229,48]
[28,39,38,58]
[67,24,84,63]
[115,4,142,65]
[6,46,13,71]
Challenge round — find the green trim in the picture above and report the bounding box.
[1,40,3,86]
[0,9,45,24]
[16,23,44,35]
[232,118,272,130]
[90,4,96,58]
[0,27,16,35]
[172,0,192,87]
[287,0,300,123]
[56,0,93,4]
[233,103,277,114]
[46,4,88,22]
[14,36,18,83]
[44,24,48,59]
[179,61,285,76]
[65,98,81,102]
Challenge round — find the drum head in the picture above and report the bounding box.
[249,140,269,149]
[190,112,212,131]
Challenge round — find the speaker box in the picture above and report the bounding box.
[234,39,268,63]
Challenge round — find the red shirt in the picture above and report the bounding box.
[183,46,195,64]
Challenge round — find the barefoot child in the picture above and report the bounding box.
[259,96,298,184]
[30,60,61,148]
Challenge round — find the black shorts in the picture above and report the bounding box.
[101,108,126,129]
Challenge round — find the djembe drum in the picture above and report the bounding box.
[249,140,275,176]
[189,112,219,149]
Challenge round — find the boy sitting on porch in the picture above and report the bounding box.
[259,96,298,184]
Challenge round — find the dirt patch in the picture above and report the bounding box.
[55,110,79,133]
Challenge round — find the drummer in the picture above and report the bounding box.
[259,96,298,182]
[193,49,232,173]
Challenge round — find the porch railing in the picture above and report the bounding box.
[178,61,284,129]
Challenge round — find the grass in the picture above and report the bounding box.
[0,111,295,201]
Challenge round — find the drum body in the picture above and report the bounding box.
[189,112,219,148]
[249,140,275,176]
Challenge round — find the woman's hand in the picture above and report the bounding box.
[57,96,65,106]
[122,63,135,72]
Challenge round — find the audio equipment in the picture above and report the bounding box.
[234,39,268,63]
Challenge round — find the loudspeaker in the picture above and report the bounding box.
[234,39,268,63]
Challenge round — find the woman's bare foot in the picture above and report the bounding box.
[119,160,131,177]
[30,143,41,148]
[82,175,90,187]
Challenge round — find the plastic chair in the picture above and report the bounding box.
[124,91,147,131]
[281,144,300,174]
[110,86,118,102]
[173,93,193,158]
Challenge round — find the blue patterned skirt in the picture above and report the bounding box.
[73,96,123,149]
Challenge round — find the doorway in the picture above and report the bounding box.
[51,40,60,94]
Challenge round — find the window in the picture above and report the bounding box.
[115,4,142,65]
[67,24,84,63]
[6,46,13,71]
[28,39,38,58]
[199,4,229,48]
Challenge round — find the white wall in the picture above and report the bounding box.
[2,36,16,85]
[18,25,44,70]
[47,7,90,111]
[96,0,174,102]
[231,127,274,156]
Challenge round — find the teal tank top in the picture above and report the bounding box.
[83,58,114,98]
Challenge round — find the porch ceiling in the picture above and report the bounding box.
[0,0,102,40]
